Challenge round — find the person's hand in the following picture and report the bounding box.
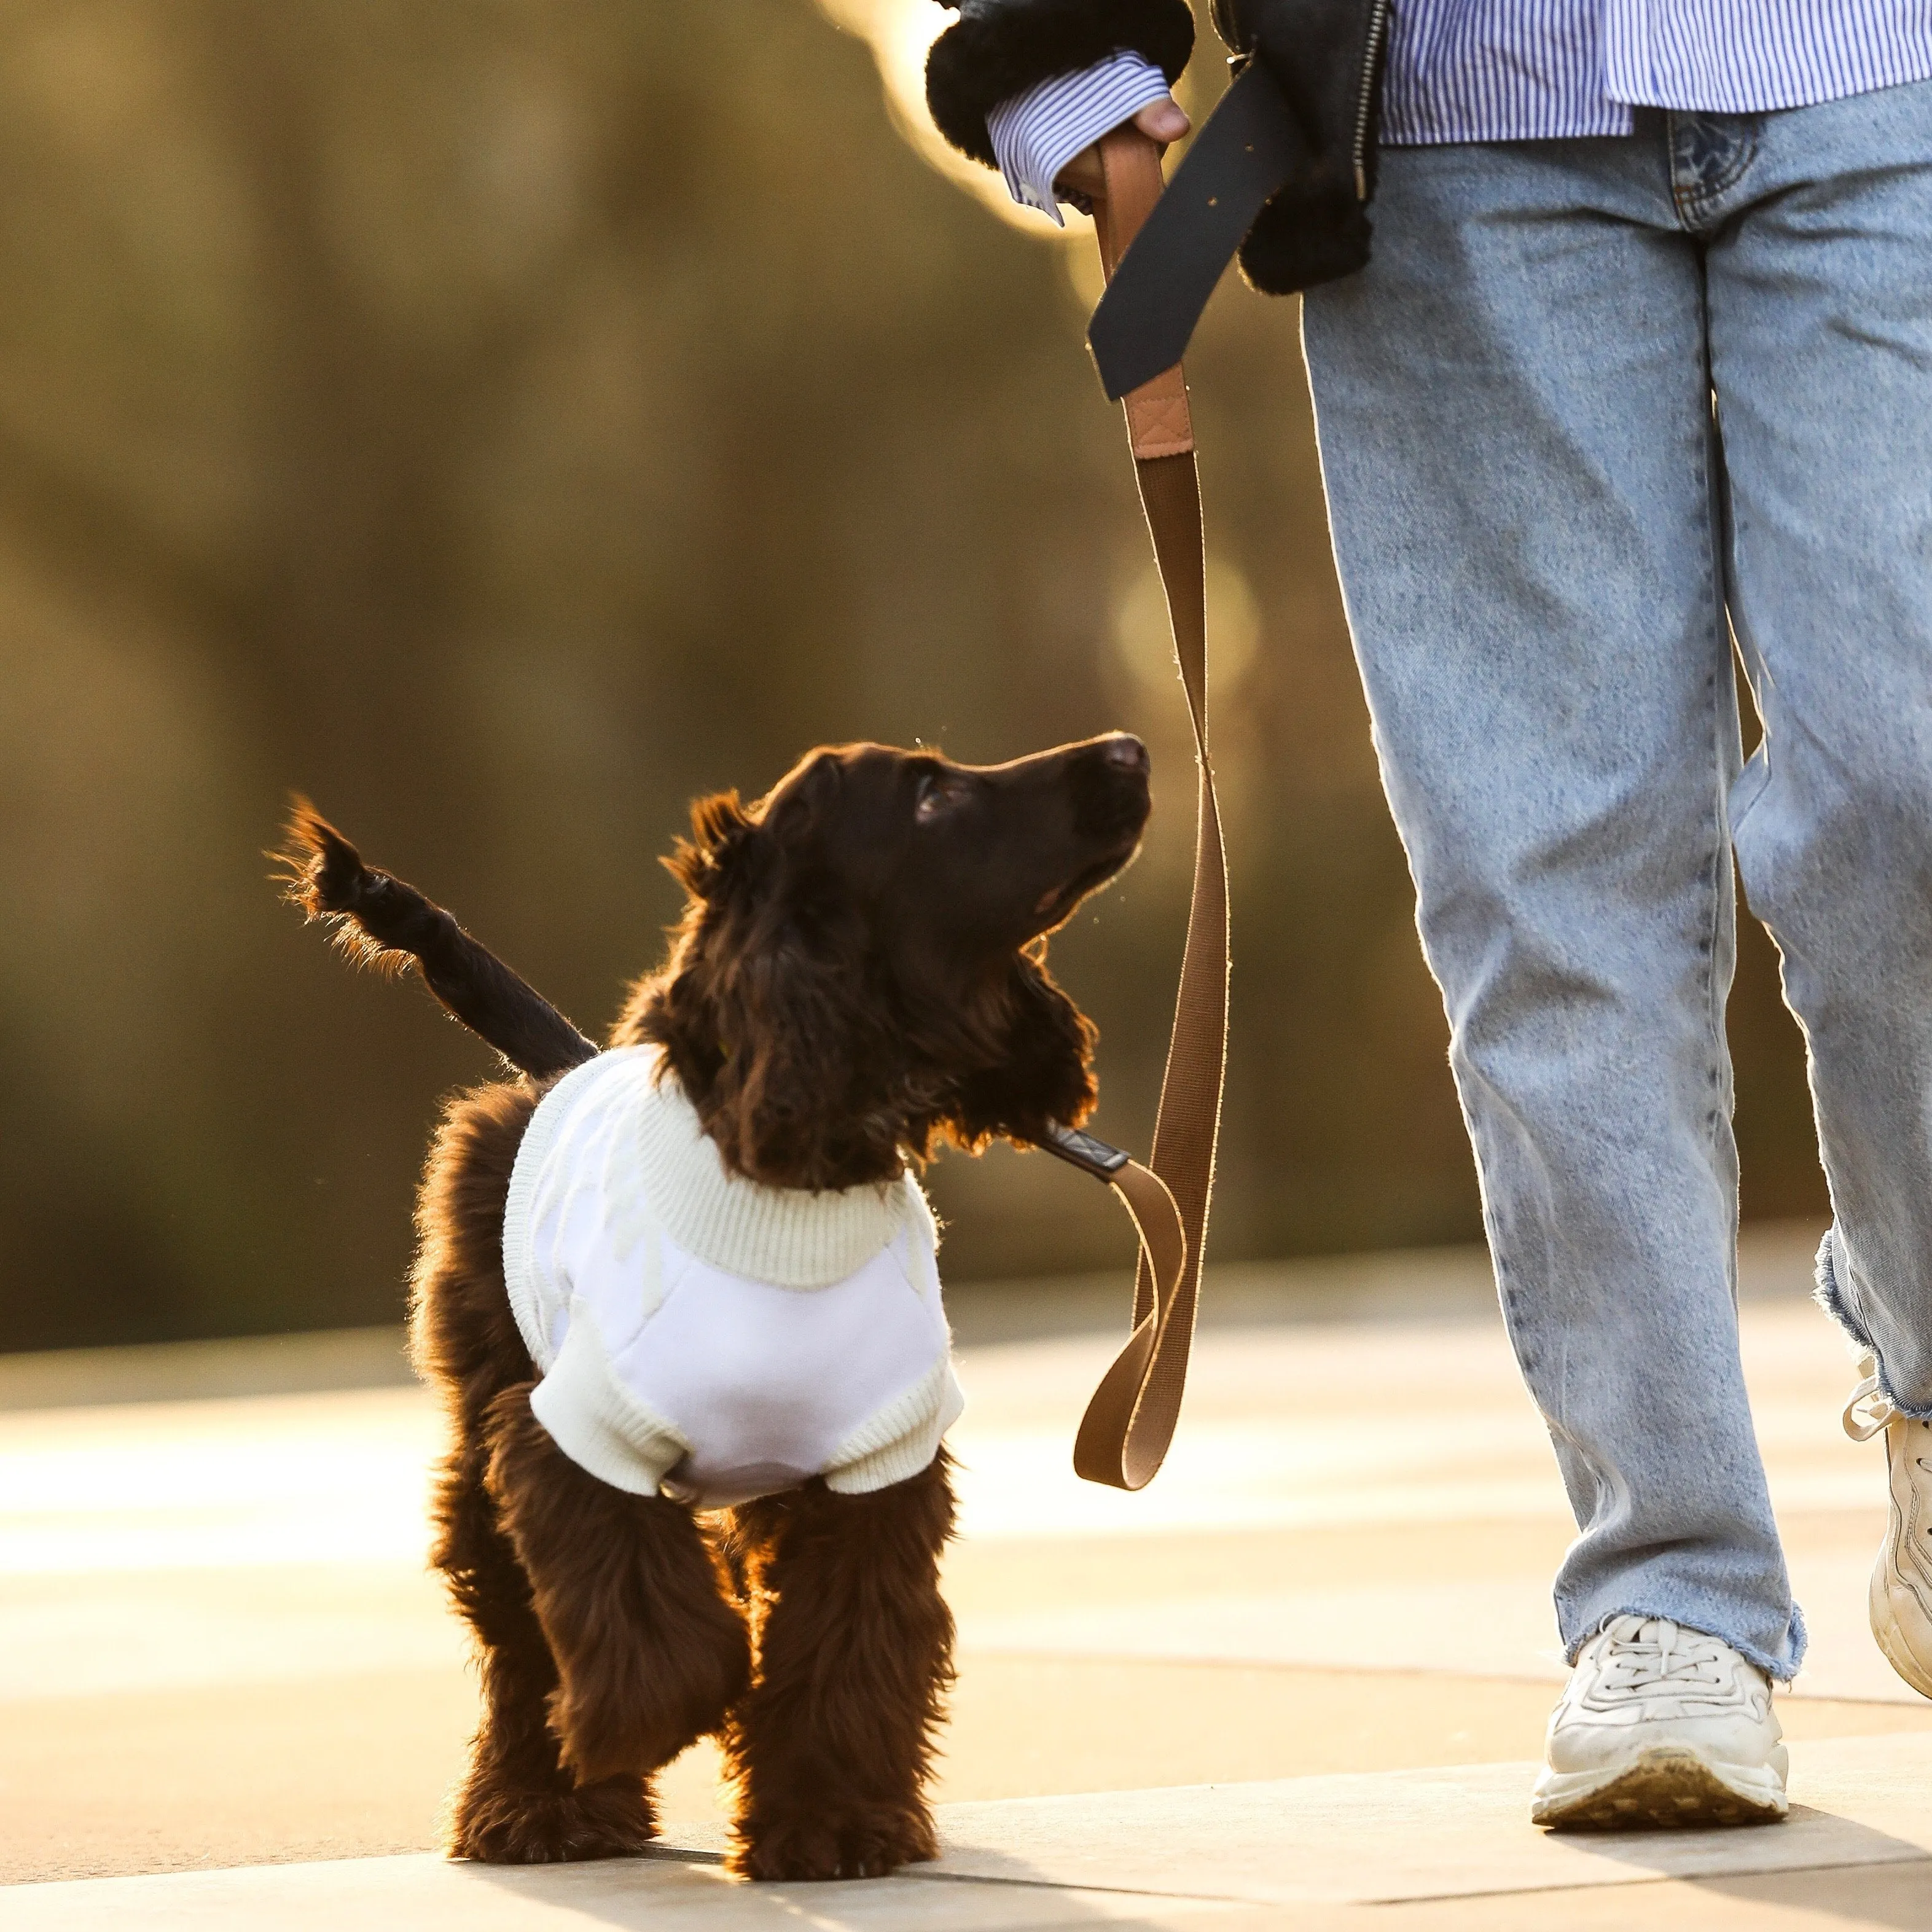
[1054,96,1190,203]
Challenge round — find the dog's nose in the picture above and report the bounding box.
[1099,733,1149,773]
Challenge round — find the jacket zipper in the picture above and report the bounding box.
[1351,0,1392,200]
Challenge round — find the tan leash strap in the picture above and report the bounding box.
[1055,127,1230,1492]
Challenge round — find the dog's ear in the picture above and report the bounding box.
[703,897,913,1187]
[945,947,1098,1152]
[636,758,912,1187]
[663,792,761,903]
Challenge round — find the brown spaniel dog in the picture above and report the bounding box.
[278,733,1150,1881]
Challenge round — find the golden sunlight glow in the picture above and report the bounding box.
[814,0,1091,240]
[1114,555,1263,702]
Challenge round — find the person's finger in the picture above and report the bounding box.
[1054,96,1191,201]
[1133,96,1190,144]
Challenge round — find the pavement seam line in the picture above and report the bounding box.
[639,1837,1932,1908]
[639,1844,1247,1903]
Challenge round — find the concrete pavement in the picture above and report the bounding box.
[3,1222,1930,1926]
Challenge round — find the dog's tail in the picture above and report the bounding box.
[275,799,600,1081]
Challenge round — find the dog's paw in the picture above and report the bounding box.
[448,1772,655,1864]
[730,1803,938,1882]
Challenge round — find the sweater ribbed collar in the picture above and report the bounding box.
[630,1050,909,1288]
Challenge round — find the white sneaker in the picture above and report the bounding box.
[1844,1355,1932,1699]
[1530,1614,1788,1829]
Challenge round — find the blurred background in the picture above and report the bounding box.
[0,0,1826,1355]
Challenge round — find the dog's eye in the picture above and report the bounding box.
[914,773,963,824]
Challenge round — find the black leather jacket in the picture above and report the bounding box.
[926,0,1390,294]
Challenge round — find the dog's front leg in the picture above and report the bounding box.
[483,1387,751,1785]
[723,1454,956,1881]
[432,1428,659,1863]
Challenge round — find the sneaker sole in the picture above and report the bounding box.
[1870,1558,1932,1700]
[1531,1745,1788,1831]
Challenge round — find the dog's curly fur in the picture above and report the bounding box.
[278,734,1149,1880]
[617,758,1113,1191]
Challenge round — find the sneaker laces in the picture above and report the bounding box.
[1592,1616,1737,1701]
[1845,1353,1898,1442]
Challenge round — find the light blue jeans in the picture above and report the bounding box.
[1302,80,1932,1681]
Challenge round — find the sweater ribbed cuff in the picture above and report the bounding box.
[824,1357,966,1493]
[528,1305,690,1498]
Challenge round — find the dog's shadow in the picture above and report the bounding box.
[460,1798,1931,1929]
[457,1845,1191,1928]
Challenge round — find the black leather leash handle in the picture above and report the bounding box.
[1041,127,1230,1493]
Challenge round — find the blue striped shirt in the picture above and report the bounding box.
[990,3,1932,216]
[987,49,1176,227]
[1385,0,1932,142]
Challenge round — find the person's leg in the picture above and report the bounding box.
[1300,127,1802,1678]
[1703,80,1932,1413]
[1702,80,1932,1699]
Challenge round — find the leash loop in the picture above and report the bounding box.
[1052,128,1230,1492]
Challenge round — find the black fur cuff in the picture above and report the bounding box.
[1238,181,1372,295]
[926,0,1196,169]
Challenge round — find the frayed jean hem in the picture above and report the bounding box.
[1562,1601,1807,1684]
[1815,1228,1932,1422]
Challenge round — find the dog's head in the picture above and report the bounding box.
[624,734,1152,1190]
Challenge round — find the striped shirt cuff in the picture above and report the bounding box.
[985,51,1173,229]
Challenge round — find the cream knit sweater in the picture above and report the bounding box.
[501,1047,963,1509]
